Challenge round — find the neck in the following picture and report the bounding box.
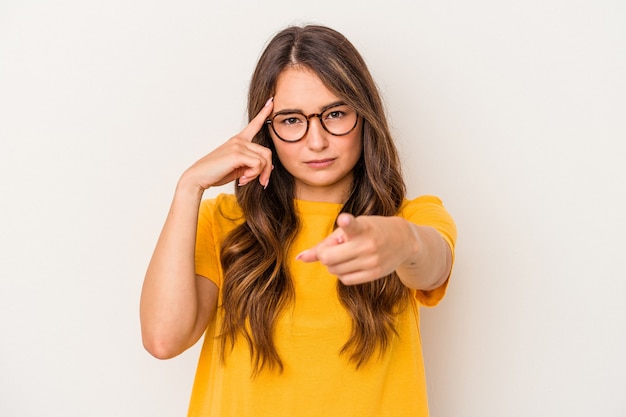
[295,184,349,204]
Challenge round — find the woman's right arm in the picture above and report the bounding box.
[140,179,218,359]
[140,98,274,359]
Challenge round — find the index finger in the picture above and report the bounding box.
[295,228,347,263]
[239,97,274,141]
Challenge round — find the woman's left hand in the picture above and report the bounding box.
[296,213,415,286]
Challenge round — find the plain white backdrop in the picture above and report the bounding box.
[1,1,625,416]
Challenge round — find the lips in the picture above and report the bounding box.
[304,158,336,168]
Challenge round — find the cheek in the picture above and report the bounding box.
[271,140,297,167]
[350,144,363,167]
[344,132,364,163]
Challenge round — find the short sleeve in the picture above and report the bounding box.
[399,195,457,307]
[194,199,221,287]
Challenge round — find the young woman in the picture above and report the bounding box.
[140,25,456,417]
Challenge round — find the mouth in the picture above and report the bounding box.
[304,158,336,168]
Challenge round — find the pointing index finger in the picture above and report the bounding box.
[296,226,348,263]
[240,97,274,141]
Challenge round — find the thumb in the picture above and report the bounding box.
[336,213,360,238]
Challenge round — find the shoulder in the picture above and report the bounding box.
[199,193,244,225]
[398,195,446,217]
[200,193,241,214]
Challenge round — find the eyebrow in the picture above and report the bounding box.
[273,101,346,115]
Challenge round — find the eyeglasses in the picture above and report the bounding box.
[266,103,359,143]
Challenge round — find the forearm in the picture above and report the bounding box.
[395,220,452,291]
[140,177,206,358]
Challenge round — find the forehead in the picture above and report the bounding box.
[273,67,341,112]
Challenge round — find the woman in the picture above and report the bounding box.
[140,24,456,417]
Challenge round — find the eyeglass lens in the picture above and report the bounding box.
[271,104,357,142]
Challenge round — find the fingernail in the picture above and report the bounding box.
[264,177,270,190]
[264,97,274,107]
[295,252,304,261]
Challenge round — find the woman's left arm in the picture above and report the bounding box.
[392,218,452,290]
[296,213,452,290]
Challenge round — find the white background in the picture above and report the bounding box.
[1,1,625,416]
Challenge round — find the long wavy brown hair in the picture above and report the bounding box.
[219,25,409,375]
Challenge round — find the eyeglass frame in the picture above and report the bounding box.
[265,102,359,143]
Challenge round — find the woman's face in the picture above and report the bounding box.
[269,67,363,203]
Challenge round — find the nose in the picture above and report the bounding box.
[304,117,328,151]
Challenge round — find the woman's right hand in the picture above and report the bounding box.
[141,99,275,359]
[180,97,275,192]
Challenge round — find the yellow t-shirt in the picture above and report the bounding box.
[190,194,456,417]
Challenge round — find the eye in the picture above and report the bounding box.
[326,110,345,120]
[275,113,305,126]
[284,117,301,126]
[323,104,352,121]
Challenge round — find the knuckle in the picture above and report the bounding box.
[317,252,331,265]
[372,267,384,279]
[229,139,246,151]
[339,275,359,286]
[316,247,335,265]
[368,238,381,252]
[364,257,377,270]
[337,275,350,285]
[231,135,245,143]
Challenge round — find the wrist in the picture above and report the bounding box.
[401,220,423,268]
[176,170,206,200]
[393,219,427,288]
